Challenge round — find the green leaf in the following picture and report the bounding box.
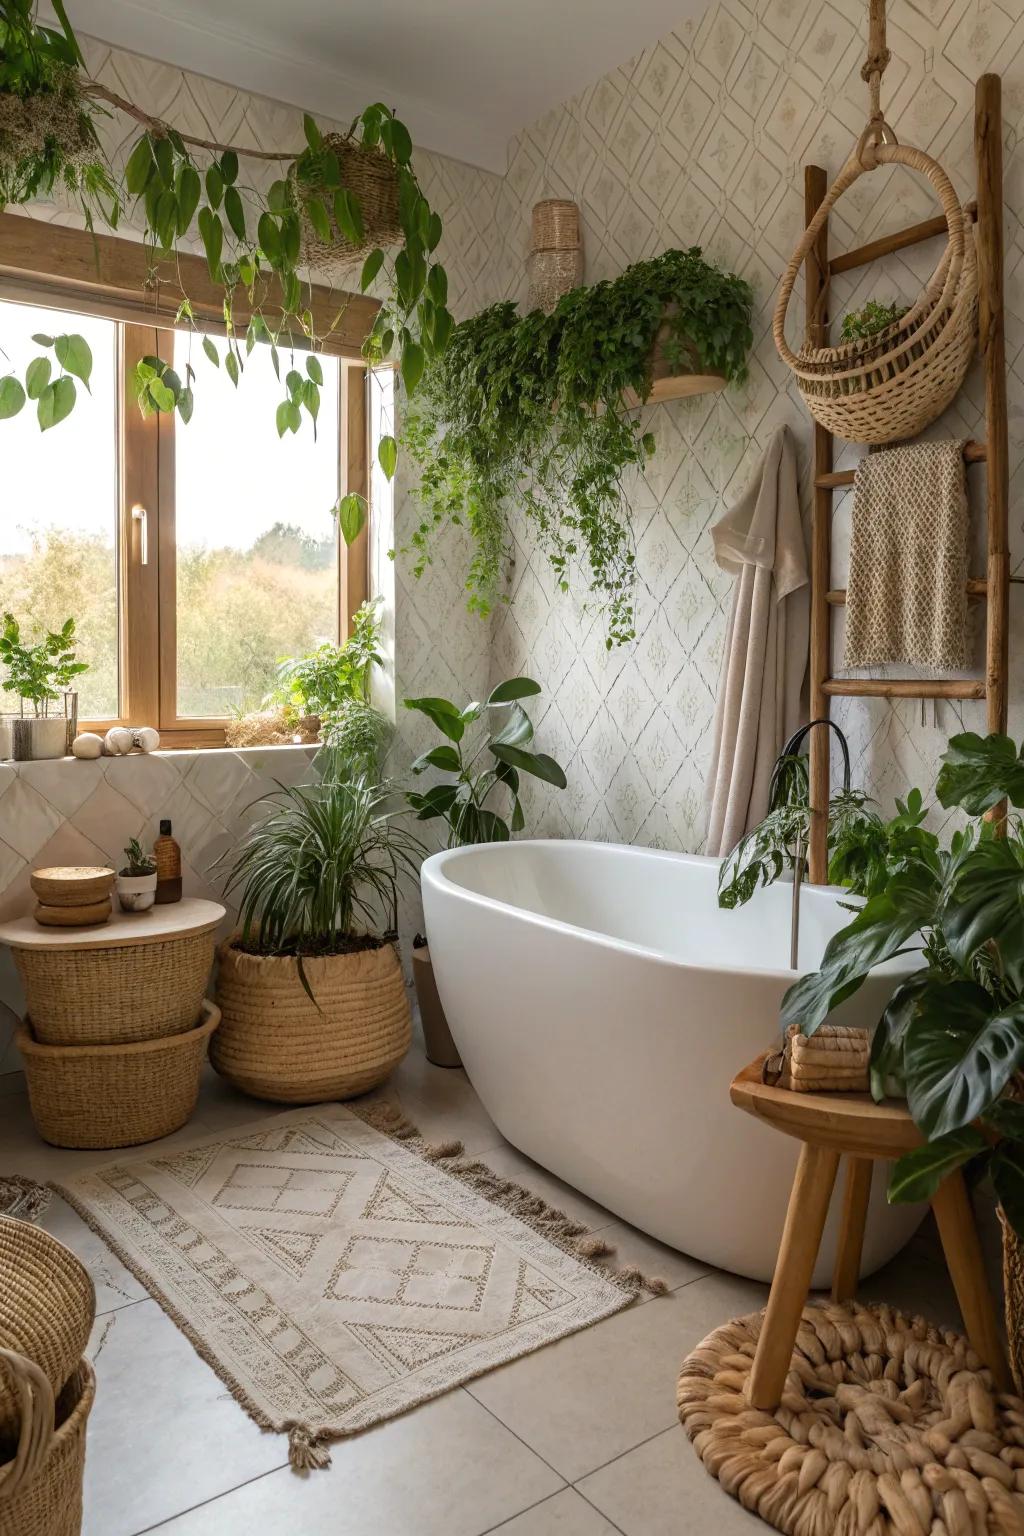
[490,744,567,787]
[510,796,525,833]
[224,186,246,242]
[488,677,542,705]
[401,340,424,396]
[25,356,50,400]
[175,164,201,234]
[54,334,92,392]
[37,375,76,430]
[888,1127,987,1204]
[197,206,223,278]
[305,355,324,386]
[153,135,174,186]
[220,150,239,186]
[490,703,533,749]
[30,334,54,347]
[937,732,1024,813]
[286,368,304,402]
[149,378,176,413]
[378,434,398,481]
[125,135,154,195]
[360,249,385,292]
[427,265,448,308]
[335,492,366,546]
[225,350,239,387]
[202,336,220,368]
[411,745,461,773]
[642,431,656,454]
[303,113,322,152]
[903,981,1024,1137]
[943,837,1024,990]
[275,399,301,437]
[426,212,443,251]
[176,385,194,424]
[267,180,290,214]
[204,163,224,208]
[0,375,26,419]
[307,197,331,242]
[333,189,364,245]
[389,118,413,164]
[302,378,320,420]
[403,696,465,742]
[257,213,280,263]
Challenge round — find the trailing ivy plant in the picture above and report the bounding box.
[402,247,753,646]
[0,0,451,480]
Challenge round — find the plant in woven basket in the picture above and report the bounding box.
[120,838,155,877]
[839,298,910,344]
[0,611,87,714]
[780,730,1024,1239]
[402,247,753,647]
[404,676,567,846]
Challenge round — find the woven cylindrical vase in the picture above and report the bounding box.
[0,1218,94,1441]
[14,929,216,1045]
[528,198,583,312]
[0,1355,95,1536]
[212,939,412,1103]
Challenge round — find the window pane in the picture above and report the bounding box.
[0,301,119,720]
[173,333,341,718]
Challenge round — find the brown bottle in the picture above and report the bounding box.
[154,819,182,904]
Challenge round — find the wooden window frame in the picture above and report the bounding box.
[0,214,375,748]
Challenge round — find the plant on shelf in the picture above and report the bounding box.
[405,676,567,846]
[212,763,424,1103]
[116,837,157,911]
[402,247,754,647]
[0,0,451,469]
[779,731,1024,1246]
[120,838,155,877]
[0,611,87,714]
[839,299,909,344]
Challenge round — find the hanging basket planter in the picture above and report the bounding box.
[0,78,95,181]
[289,132,402,280]
[774,141,978,445]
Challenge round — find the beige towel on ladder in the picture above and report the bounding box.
[705,426,809,857]
[845,440,970,670]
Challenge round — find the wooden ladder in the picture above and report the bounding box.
[805,72,1010,883]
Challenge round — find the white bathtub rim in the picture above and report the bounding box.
[421,840,912,985]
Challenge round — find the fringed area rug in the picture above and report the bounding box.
[677,1301,1024,1535]
[59,1102,662,1470]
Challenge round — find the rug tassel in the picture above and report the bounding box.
[288,1426,332,1472]
[423,1138,464,1161]
[576,1235,614,1259]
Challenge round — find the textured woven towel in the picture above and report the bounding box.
[845,439,970,670]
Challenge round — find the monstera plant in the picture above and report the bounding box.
[780,730,1024,1237]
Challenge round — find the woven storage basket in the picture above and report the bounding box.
[14,928,216,1045]
[773,142,978,444]
[29,868,114,908]
[290,132,401,279]
[0,1352,95,1536]
[16,1001,220,1149]
[212,939,411,1103]
[0,1218,94,1441]
[531,199,581,250]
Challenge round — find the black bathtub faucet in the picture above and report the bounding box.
[768,718,852,970]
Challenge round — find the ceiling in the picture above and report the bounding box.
[53,0,708,172]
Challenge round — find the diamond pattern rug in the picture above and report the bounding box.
[59,1103,640,1468]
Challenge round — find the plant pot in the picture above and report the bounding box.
[289,133,401,279]
[8,715,69,762]
[116,872,157,912]
[1002,1211,1024,1393]
[212,937,412,1103]
[412,945,462,1068]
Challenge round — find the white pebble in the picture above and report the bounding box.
[72,732,104,760]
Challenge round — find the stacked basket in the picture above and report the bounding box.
[12,911,222,1149]
[0,1217,96,1536]
[528,199,583,313]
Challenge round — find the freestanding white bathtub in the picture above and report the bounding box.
[421,840,924,1286]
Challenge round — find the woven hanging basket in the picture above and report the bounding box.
[0,1218,94,1442]
[289,132,402,279]
[13,928,216,1046]
[0,1352,95,1536]
[532,199,581,250]
[0,79,95,177]
[528,198,583,313]
[16,1001,220,1149]
[774,142,978,444]
[212,937,411,1103]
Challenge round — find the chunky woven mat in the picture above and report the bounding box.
[678,1301,1024,1535]
[59,1101,663,1470]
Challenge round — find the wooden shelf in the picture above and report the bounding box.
[622,372,727,410]
[815,440,986,489]
[821,677,987,701]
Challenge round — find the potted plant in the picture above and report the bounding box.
[0,613,88,760]
[117,839,158,912]
[779,730,1024,1386]
[404,676,567,1066]
[212,761,423,1103]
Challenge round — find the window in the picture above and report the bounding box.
[0,296,369,746]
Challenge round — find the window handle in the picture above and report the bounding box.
[131,503,149,566]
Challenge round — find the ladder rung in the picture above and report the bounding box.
[815,440,986,489]
[830,201,978,275]
[822,677,986,700]
[826,579,989,604]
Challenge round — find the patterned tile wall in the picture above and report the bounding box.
[484,0,1024,850]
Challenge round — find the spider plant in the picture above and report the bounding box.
[222,763,424,958]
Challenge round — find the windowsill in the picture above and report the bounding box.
[0,741,317,775]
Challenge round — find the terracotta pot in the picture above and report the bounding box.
[412,945,462,1068]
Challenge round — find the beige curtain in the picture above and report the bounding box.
[704,425,809,857]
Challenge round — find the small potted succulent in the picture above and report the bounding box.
[404,677,567,1066]
[117,839,158,912]
[0,614,88,761]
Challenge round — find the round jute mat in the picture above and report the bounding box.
[677,1301,1024,1535]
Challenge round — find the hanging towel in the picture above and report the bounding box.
[705,425,809,857]
[844,440,970,670]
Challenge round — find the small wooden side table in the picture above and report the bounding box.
[730,1054,1011,1408]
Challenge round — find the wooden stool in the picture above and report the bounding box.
[730,1055,1011,1408]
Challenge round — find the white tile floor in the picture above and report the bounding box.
[0,1046,991,1536]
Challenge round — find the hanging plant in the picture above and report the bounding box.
[0,0,452,503]
[401,247,753,647]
